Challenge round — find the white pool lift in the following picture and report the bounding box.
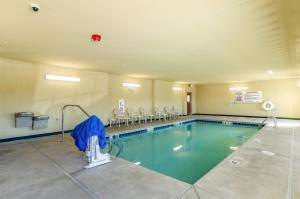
[61,104,111,169]
[84,135,111,169]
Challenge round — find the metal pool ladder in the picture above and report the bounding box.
[61,104,90,141]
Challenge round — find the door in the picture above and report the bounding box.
[187,92,192,115]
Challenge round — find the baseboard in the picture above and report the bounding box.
[0,130,71,143]
[193,113,300,120]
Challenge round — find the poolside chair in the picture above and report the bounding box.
[138,107,147,123]
[108,117,117,127]
[113,108,130,127]
[172,106,180,118]
[139,107,154,123]
[145,108,155,122]
[153,107,167,121]
[164,106,174,120]
[126,108,143,124]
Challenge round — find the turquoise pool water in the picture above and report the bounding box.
[111,122,259,184]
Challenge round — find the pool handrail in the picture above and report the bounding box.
[61,104,90,141]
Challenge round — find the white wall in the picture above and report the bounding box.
[153,80,184,113]
[0,58,195,139]
[195,79,300,118]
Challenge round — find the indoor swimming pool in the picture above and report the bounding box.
[110,121,260,184]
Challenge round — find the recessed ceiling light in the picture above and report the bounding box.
[267,70,274,75]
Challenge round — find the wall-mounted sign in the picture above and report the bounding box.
[118,99,125,113]
[234,91,262,103]
[234,92,244,103]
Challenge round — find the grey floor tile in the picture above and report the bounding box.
[0,143,65,197]
[29,137,87,173]
[1,176,96,199]
[292,158,300,199]
[294,128,300,159]
[73,158,190,199]
[178,187,200,199]
[194,147,290,199]
[292,129,300,199]
[243,127,292,158]
[195,188,221,199]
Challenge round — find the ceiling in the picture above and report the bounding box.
[0,0,300,83]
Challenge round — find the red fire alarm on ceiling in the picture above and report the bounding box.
[91,34,101,42]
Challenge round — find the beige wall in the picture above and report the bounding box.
[153,80,184,113]
[0,58,193,139]
[196,79,300,118]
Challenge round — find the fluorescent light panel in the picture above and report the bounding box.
[267,70,274,75]
[229,86,248,91]
[46,74,80,82]
[173,87,183,91]
[122,82,141,88]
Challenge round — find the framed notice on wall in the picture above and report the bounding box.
[118,99,125,113]
[234,91,262,103]
[234,92,244,103]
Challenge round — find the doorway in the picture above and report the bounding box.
[186,92,192,115]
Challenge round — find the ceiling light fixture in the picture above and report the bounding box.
[45,74,80,82]
[229,86,248,91]
[173,87,183,91]
[267,70,274,75]
[122,83,141,88]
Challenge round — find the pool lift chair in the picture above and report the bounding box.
[84,135,111,169]
[62,105,111,169]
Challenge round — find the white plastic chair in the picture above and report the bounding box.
[113,108,130,127]
[154,107,167,121]
[172,106,180,118]
[139,107,154,123]
[126,108,143,125]
[164,106,174,120]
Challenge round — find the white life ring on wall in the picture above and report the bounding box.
[262,101,274,111]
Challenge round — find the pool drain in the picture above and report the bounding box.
[230,160,240,165]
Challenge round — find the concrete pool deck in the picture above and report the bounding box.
[0,115,299,199]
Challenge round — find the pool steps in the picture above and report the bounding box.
[107,119,262,140]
